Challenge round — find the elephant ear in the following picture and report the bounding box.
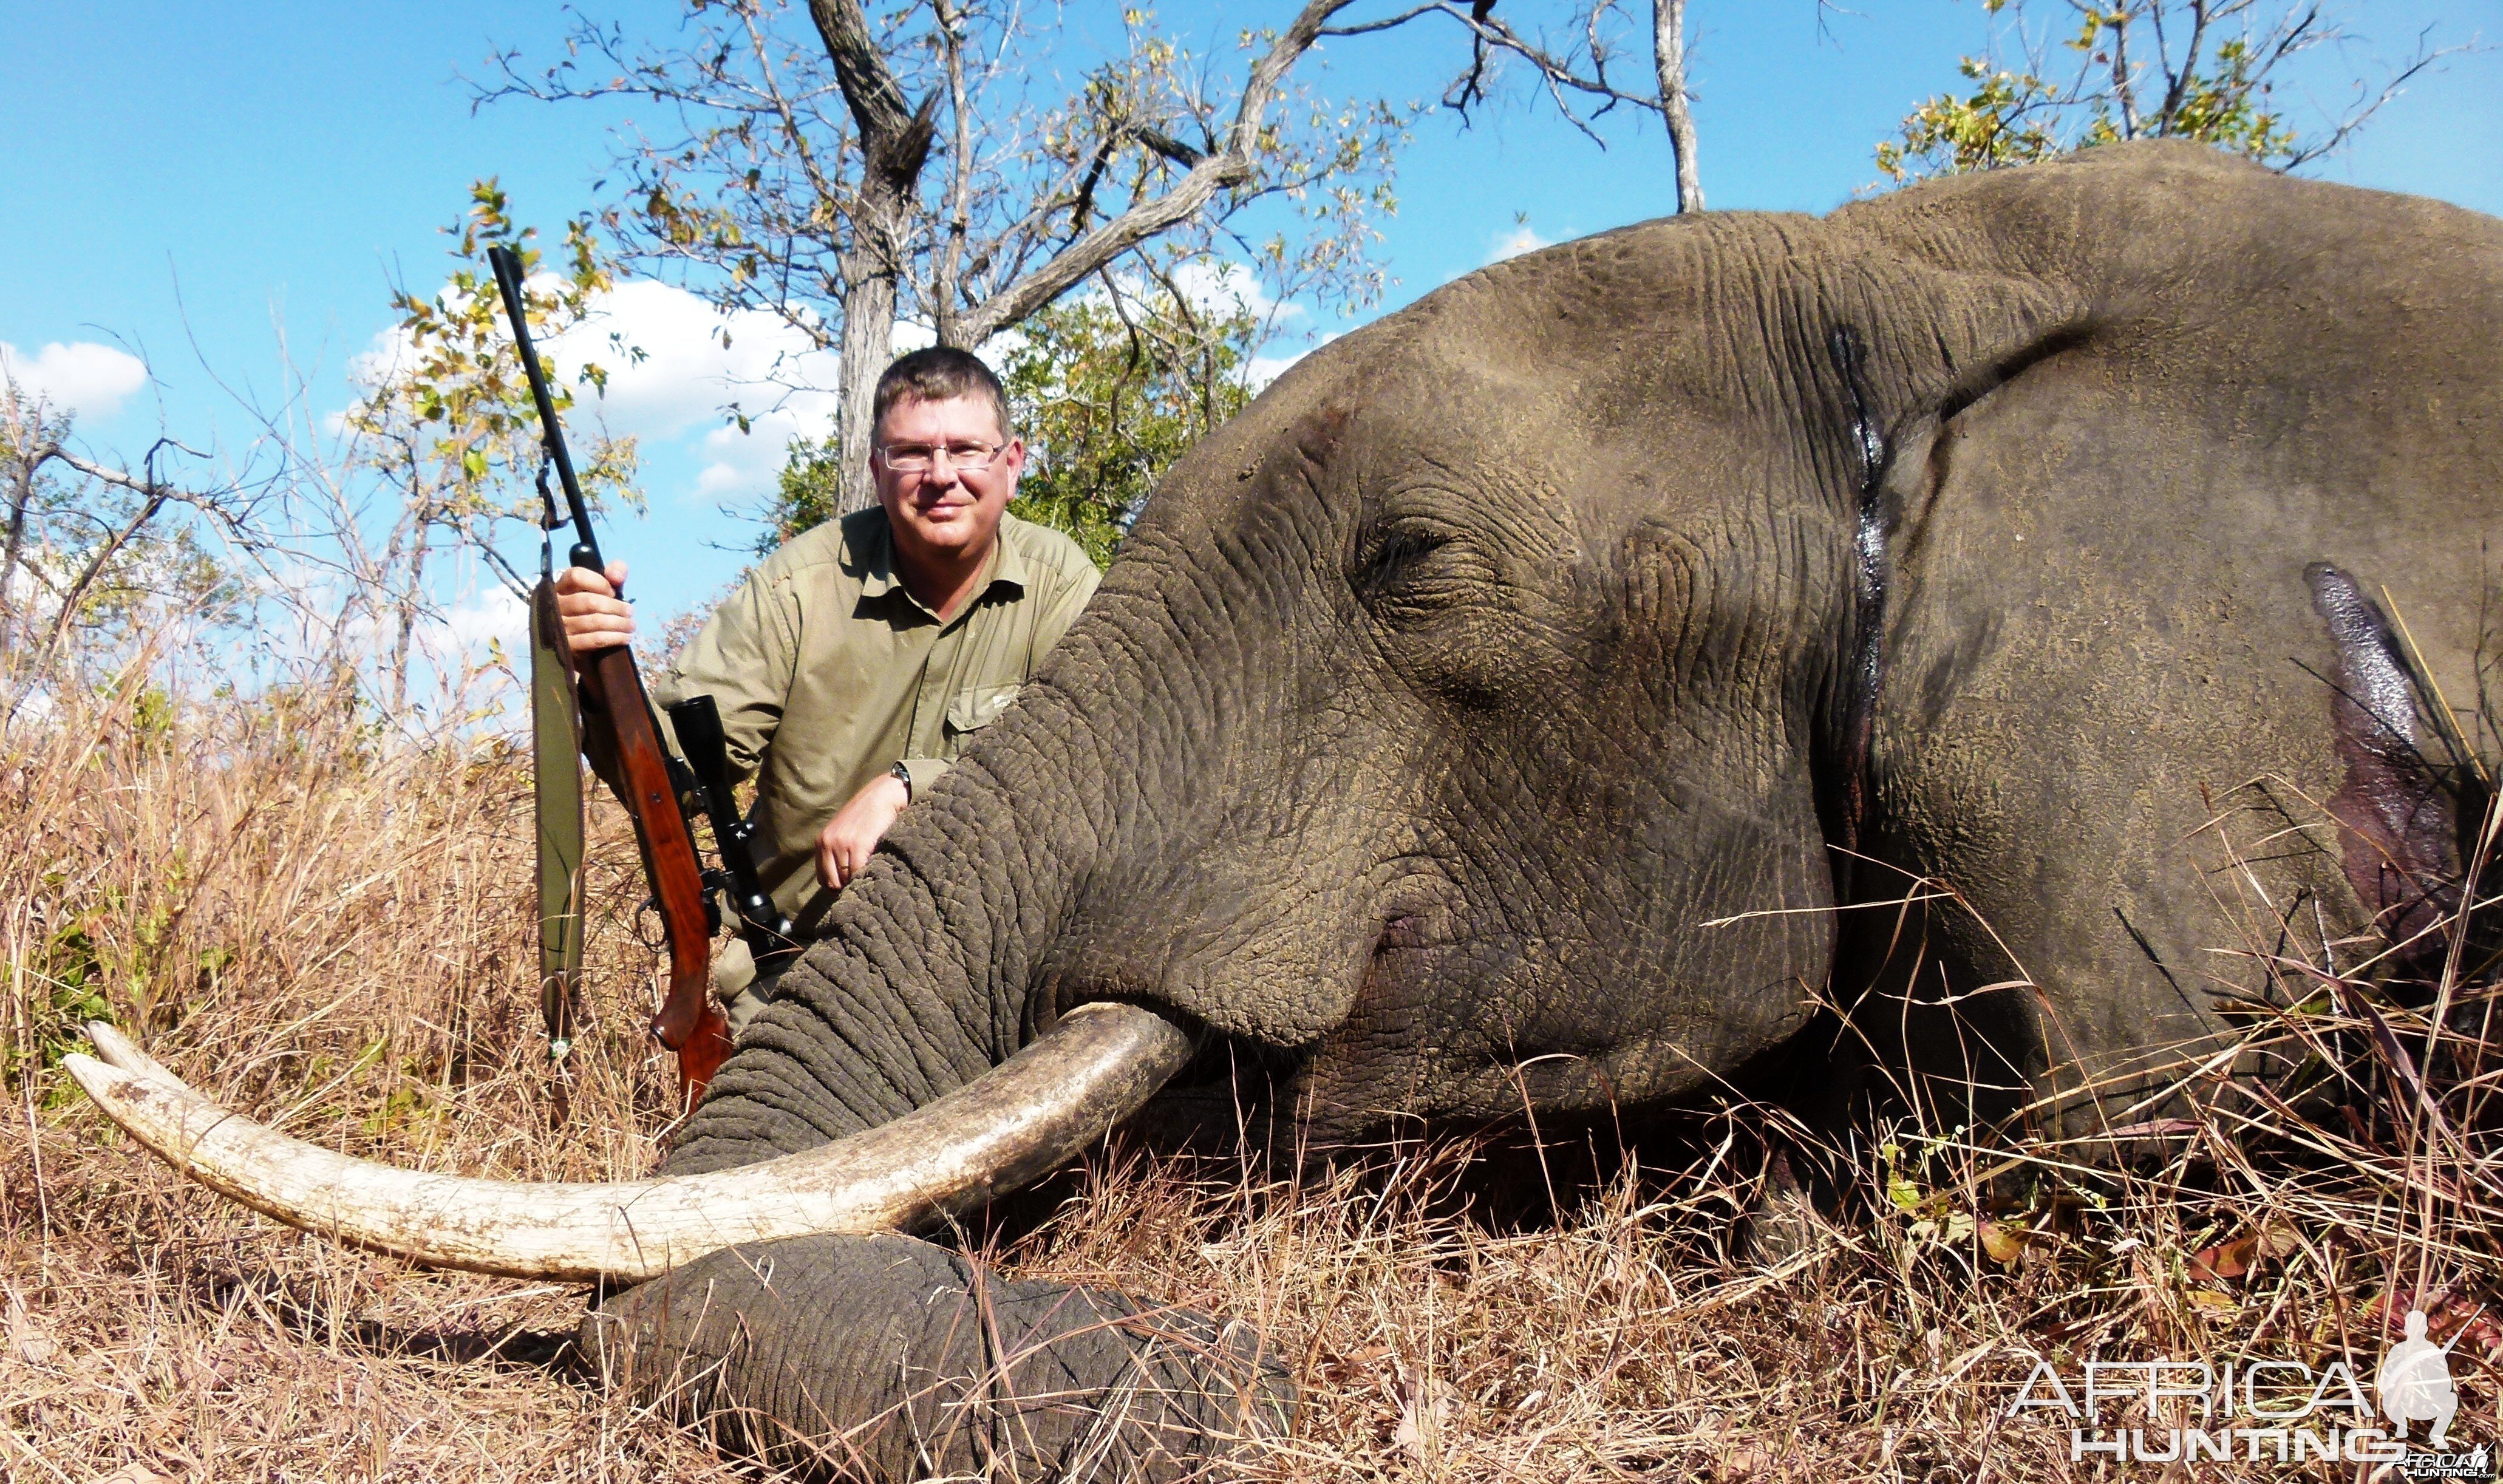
[2306,562,2474,972]
[1818,310,2104,878]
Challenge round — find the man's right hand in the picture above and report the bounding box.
[816,771,911,892]
[552,560,635,656]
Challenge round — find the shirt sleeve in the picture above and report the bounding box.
[895,755,951,797]
[1031,561,1103,661]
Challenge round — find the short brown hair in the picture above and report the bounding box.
[872,347,1010,441]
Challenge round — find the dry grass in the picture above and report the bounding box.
[1,661,739,1481]
[4,657,2494,1480]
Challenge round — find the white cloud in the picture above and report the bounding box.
[432,585,529,658]
[1166,260,1303,324]
[350,275,856,508]
[352,277,843,442]
[1044,261,1304,330]
[692,406,828,503]
[0,339,150,420]
[560,280,849,505]
[346,255,1293,511]
[1488,221,1550,264]
[550,279,842,444]
[1031,262,1312,397]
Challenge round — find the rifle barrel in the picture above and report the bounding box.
[486,245,602,571]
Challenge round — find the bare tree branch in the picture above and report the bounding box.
[32,437,226,659]
[46,488,168,655]
[51,444,209,499]
[1330,0,1702,200]
[1133,124,1208,168]
[1653,0,1702,213]
[957,0,1363,345]
[2278,26,2462,168]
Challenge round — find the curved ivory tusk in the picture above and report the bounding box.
[85,1021,180,1086]
[67,1002,1194,1283]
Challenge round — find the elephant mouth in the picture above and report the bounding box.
[64,1002,1196,1283]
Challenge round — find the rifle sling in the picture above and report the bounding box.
[531,578,587,1061]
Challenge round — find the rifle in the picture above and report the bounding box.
[488,243,734,1105]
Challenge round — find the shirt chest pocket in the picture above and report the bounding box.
[942,682,1022,747]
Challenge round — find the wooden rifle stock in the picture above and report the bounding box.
[489,243,730,1106]
[575,645,733,1104]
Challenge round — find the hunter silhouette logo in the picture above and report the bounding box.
[2382,1310,2462,1448]
[2385,1310,2492,1482]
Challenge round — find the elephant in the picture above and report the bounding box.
[72,141,2503,1478]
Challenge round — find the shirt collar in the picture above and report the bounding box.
[853,508,1027,617]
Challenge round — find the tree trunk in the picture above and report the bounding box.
[2109,11,2142,138]
[806,0,935,516]
[1654,0,1704,214]
[836,250,899,515]
[390,538,429,716]
[0,445,41,653]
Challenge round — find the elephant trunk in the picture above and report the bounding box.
[582,1235,1290,1480]
[555,639,1296,1480]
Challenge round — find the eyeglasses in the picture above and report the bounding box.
[876,439,1006,472]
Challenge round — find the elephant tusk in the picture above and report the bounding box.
[66,1002,1195,1284]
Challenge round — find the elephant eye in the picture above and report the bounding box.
[1352,517,1480,619]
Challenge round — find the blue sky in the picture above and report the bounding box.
[5,1,2498,642]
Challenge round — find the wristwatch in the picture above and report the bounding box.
[890,760,913,801]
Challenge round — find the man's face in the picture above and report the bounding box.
[873,393,1024,566]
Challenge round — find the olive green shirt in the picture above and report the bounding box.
[647,505,1100,938]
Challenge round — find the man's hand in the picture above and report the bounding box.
[817,772,910,891]
[552,560,635,656]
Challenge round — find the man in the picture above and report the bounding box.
[554,347,1102,1033]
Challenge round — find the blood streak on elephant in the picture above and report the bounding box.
[72,141,2503,1477]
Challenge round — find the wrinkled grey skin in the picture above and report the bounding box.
[584,144,2503,1476]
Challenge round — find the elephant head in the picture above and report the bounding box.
[73,141,2503,1477]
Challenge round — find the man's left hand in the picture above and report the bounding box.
[817,772,910,891]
